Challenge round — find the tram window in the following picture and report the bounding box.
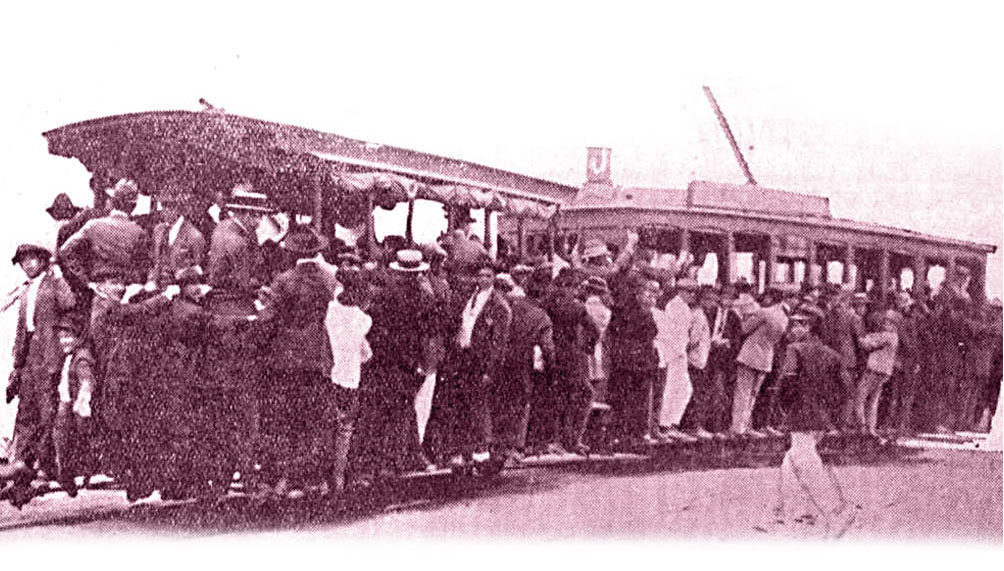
[776,262,792,284]
[827,261,844,284]
[735,252,756,284]
[928,266,946,293]
[793,261,806,283]
[900,268,915,291]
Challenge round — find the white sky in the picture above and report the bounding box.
[0,1,1000,380]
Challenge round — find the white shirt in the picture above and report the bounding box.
[687,307,711,370]
[584,295,612,380]
[325,299,372,389]
[652,295,691,368]
[457,287,492,349]
[168,216,186,246]
[24,274,44,333]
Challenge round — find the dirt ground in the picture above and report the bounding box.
[1,447,999,545]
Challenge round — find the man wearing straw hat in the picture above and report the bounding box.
[351,250,436,484]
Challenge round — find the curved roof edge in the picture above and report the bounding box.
[561,203,997,254]
[42,110,579,205]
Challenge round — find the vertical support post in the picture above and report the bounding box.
[483,209,493,253]
[767,235,780,286]
[972,257,987,301]
[405,198,416,246]
[878,249,891,299]
[680,228,691,253]
[946,256,958,290]
[517,217,526,260]
[726,231,737,284]
[844,245,856,289]
[547,216,556,258]
[312,173,324,235]
[807,241,818,286]
[912,255,929,296]
[364,191,375,260]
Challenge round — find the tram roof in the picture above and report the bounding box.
[42,110,573,217]
[565,180,997,255]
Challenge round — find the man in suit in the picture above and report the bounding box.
[492,274,554,462]
[438,263,511,467]
[820,292,865,429]
[206,183,274,301]
[257,224,338,495]
[2,244,76,506]
[701,285,743,433]
[351,250,436,483]
[202,183,277,494]
[730,288,791,437]
[543,268,598,455]
[57,178,152,371]
[147,190,207,289]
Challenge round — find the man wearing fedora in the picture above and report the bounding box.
[206,182,275,299]
[256,224,339,495]
[202,182,276,492]
[46,193,83,223]
[2,244,76,507]
[147,189,207,289]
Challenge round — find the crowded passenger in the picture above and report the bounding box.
[2,181,1000,510]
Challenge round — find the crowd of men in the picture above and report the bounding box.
[0,178,1001,509]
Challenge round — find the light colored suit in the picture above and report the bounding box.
[736,303,790,373]
[731,303,790,433]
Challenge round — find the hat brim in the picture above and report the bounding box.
[46,205,83,219]
[389,261,430,273]
[226,204,275,213]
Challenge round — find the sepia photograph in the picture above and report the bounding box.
[0,0,1000,563]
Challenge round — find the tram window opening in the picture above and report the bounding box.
[827,261,844,284]
[900,268,914,291]
[928,266,946,294]
[735,252,755,284]
[793,261,806,283]
[776,262,792,284]
[697,252,718,285]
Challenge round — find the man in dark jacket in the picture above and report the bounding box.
[257,225,338,494]
[201,183,275,493]
[544,268,600,455]
[351,250,437,482]
[492,274,554,462]
[437,263,511,467]
[2,244,76,506]
[607,272,660,449]
[147,190,207,289]
[57,179,151,372]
